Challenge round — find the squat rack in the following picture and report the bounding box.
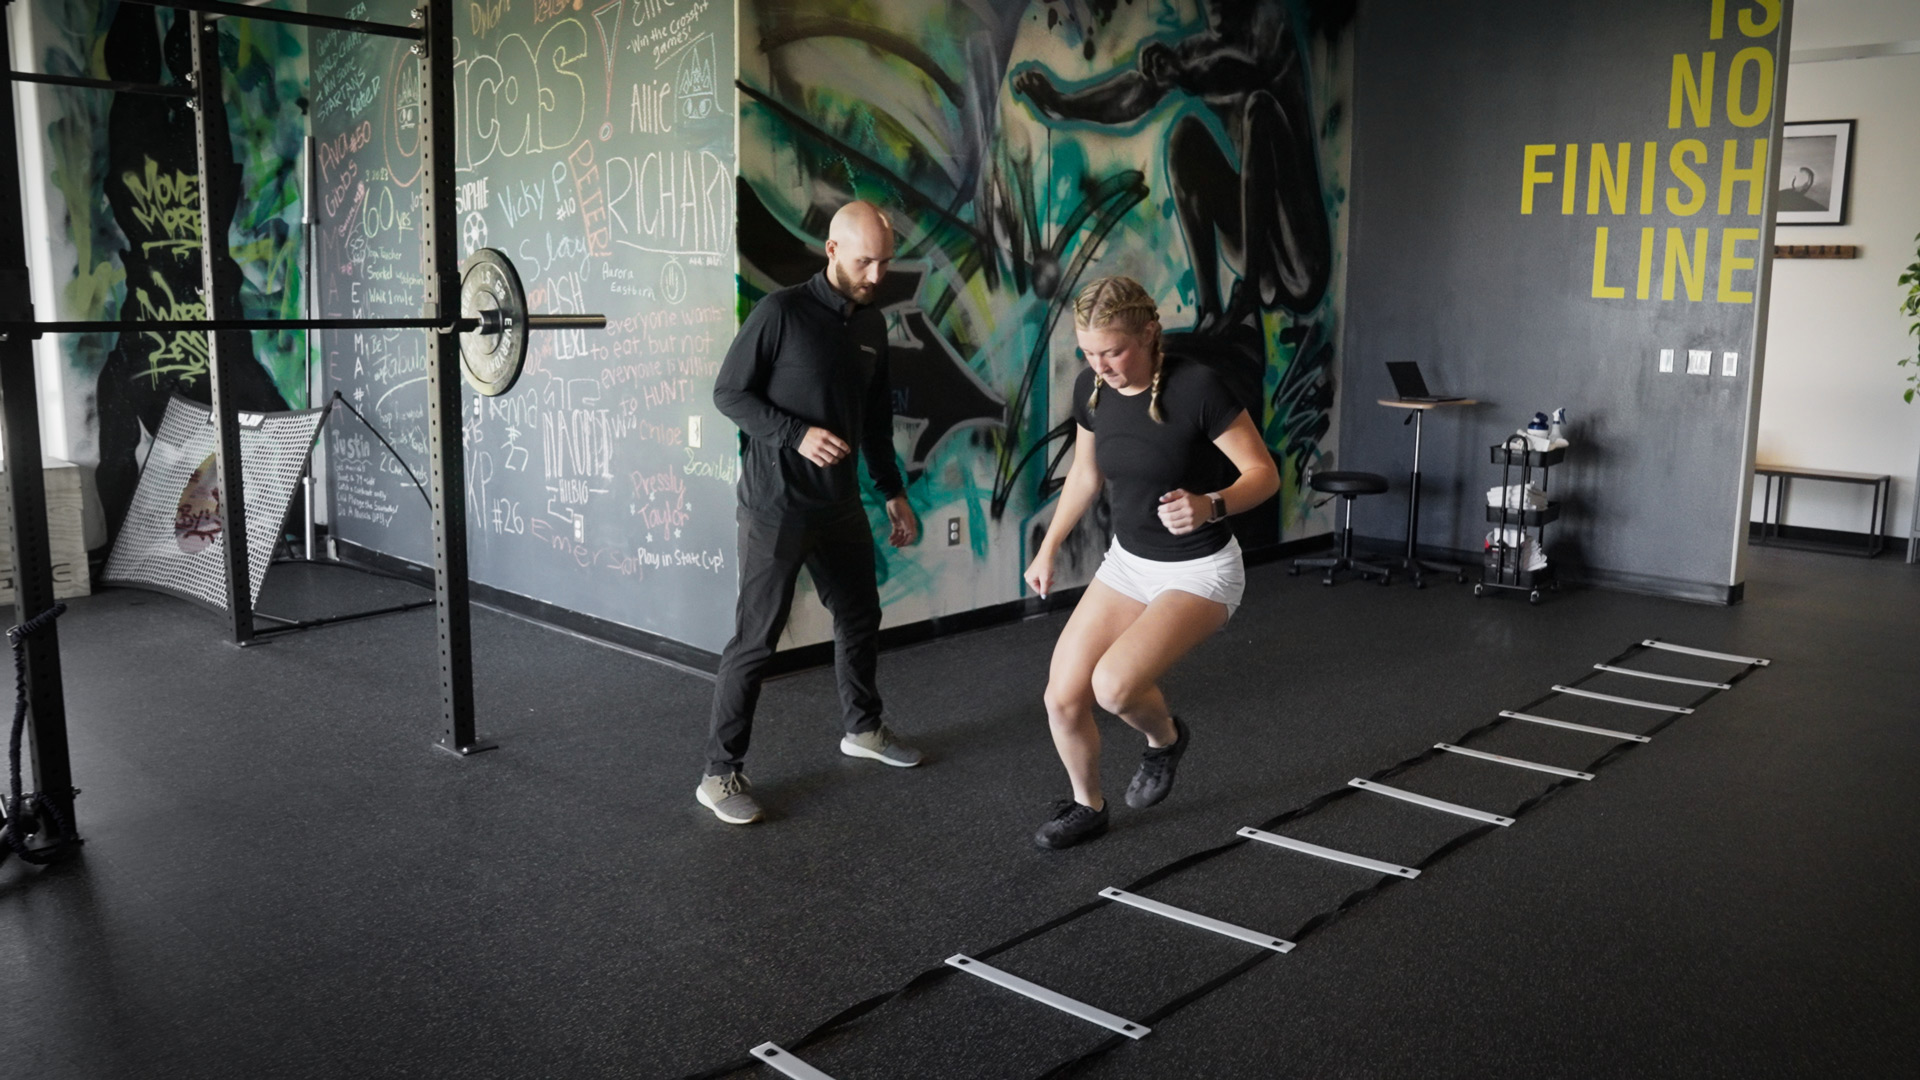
[0,0,511,853]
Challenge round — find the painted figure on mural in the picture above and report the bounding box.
[697,201,925,826]
[1024,276,1279,848]
[92,9,289,546]
[1014,0,1332,334]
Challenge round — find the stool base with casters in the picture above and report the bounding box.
[1398,554,1470,589]
[1291,471,1392,586]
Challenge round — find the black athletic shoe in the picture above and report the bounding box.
[1033,799,1110,850]
[1124,716,1190,809]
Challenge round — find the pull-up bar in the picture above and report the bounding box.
[4,70,194,99]
[116,0,424,40]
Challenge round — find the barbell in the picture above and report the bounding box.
[0,249,600,397]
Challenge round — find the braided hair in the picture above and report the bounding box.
[1074,276,1165,423]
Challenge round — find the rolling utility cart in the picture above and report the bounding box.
[1477,435,1562,604]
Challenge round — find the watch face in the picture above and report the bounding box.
[459,248,526,397]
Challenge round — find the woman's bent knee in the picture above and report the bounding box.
[1089,664,1145,717]
[1044,683,1093,725]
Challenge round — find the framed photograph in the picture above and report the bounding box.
[1776,120,1854,225]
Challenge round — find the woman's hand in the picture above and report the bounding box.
[1157,489,1210,535]
[1024,547,1057,599]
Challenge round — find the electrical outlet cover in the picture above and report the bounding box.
[1687,349,1712,375]
[1721,351,1739,376]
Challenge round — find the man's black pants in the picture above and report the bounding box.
[706,501,884,775]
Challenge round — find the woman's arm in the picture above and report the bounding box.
[1156,411,1281,535]
[1024,424,1101,597]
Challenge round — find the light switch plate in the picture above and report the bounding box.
[688,415,703,448]
[1721,351,1739,376]
[1687,349,1712,375]
[1659,348,1675,373]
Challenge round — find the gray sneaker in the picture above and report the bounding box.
[839,724,924,767]
[696,771,763,824]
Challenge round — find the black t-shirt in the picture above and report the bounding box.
[712,273,904,517]
[1071,358,1246,560]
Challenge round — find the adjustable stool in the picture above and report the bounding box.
[1291,471,1392,586]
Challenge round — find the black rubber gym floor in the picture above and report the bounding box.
[3,544,1915,1079]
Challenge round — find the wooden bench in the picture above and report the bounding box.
[1752,463,1891,558]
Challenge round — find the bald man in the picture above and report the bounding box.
[698,201,923,824]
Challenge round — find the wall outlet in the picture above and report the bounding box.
[947,517,961,546]
[1721,351,1739,377]
[1687,349,1712,375]
[1659,348,1675,373]
[688,415,702,448]
[574,513,585,542]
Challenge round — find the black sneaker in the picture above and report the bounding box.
[1033,799,1109,850]
[1124,716,1190,809]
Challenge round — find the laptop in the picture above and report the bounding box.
[1386,362,1466,403]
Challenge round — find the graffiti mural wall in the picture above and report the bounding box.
[738,0,1353,644]
[21,0,310,546]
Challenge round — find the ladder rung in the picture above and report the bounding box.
[1640,639,1769,666]
[1594,664,1730,690]
[1501,710,1651,742]
[1237,827,1420,878]
[945,955,1149,1039]
[1436,743,1594,780]
[751,1043,838,1080]
[1101,888,1294,953]
[1552,685,1693,714]
[1349,778,1514,826]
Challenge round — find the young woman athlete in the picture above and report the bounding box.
[1023,276,1280,849]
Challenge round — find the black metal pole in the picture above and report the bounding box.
[4,70,194,98]
[0,2,76,836]
[1404,409,1422,564]
[1,316,463,335]
[0,315,604,337]
[117,0,423,40]
[191,13,254,646]
[421,0,490,756]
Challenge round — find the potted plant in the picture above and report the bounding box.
[1902,231,1920,403]
[1903,232,1920,561]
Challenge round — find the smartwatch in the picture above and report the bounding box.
[1206,492,1226,523]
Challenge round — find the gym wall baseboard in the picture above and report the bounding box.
[333,531,1337,679]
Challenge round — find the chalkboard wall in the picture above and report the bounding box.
[313,0,739,652]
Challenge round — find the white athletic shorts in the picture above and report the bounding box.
[1094,536,1246,618]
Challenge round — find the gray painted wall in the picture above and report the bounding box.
[1342,0,1790,600]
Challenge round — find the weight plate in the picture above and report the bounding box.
[459,248,527,397]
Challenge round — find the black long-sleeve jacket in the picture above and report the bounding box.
[712,272,905,517]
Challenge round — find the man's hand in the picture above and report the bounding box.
[885,495,920,548]
[1156,489,1209,536]
[798,426,851,467]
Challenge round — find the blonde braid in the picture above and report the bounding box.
[1073,276,1165,423]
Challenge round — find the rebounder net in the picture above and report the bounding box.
[103,395,324,611]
